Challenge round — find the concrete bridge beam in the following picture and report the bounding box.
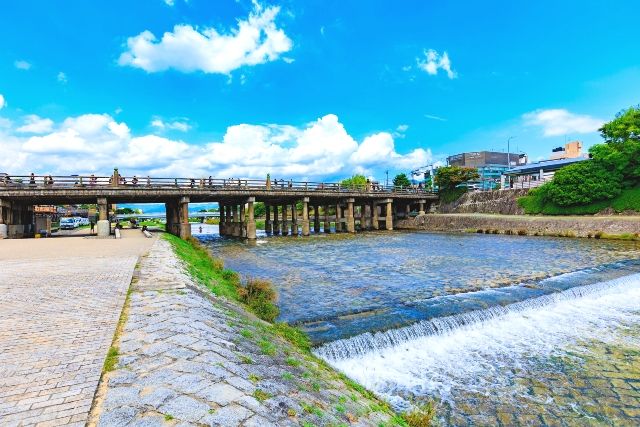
[323,205,331,233]
[346,198,355,233]
[313,205,320,233]
[97,197,110,237]
[246,197,256,240]
[281,205,289,236]
[301,197,310,236]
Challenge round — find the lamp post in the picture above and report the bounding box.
[507,136,517,167]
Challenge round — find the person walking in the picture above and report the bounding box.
[90,220,95,235]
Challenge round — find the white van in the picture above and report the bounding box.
[60,217,78,230]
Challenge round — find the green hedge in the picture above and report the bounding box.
[518,187,640,215]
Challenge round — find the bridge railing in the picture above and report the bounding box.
[0,174,437,195]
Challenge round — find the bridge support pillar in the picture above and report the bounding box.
[418,199,426,215]
[346,198,355,233]
[246,198,256,240]
[178,196,191,239]
[323,205,331,233]
[273,205,280,235]
[265,205,272,235]
[405,203,411,218]
[0,199,8,239]
[335,203,343,232]
[301,198,310,236]
[281,205,288,236]
[385,199,394,231]
[240,203,246,238]
[97,197,110,237]
[233,205,241,237]
[371,202,379,230]
[313,206,320,233]
[291,203,298,236]
[218,203,225,236]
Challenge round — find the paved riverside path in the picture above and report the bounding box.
[0,233,154,426]
[95,238,395,426]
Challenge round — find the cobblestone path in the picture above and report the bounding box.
[0,256,138,426]
[96,239,395,426]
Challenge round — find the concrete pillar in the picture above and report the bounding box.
[246,197,256,240]
[179,196,191,239]
[234,205,241,237]
[313,205,321,233]
[371,202,379,230]
[323,205,331,233]
[385,199,394,231]
[361,204,369,230]
[346,198,355,233]
[273,205,280,235]
[335,203,342,232]
[225,205,232,236]
[291,203,299,236]
[218,203,225,236]
[265,205,272,235]
[301,197,310,236]
[0,200,7,239]
[418,200,426,215]
[240,203,246,238]
[281,205,289,236]
[405,204,411,218]
[97,197,110,237]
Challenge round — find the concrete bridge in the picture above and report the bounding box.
[0,171,438,239]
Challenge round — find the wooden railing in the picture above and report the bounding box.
[0,174,437,196]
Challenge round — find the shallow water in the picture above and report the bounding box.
[196,226,640,425]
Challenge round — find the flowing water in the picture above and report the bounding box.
[197,225,640,425]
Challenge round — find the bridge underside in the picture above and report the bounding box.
[0,188,438,239]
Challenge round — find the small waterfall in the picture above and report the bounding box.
[315,272,640,362]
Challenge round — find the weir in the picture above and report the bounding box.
[0,172,437,239]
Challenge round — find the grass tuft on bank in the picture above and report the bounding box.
[519,186,640,215]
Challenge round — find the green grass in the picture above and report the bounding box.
[103,346,119,372]
[519,186,640,215]
[253,389,271,402]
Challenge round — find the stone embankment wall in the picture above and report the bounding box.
[396,213,640,238]
[438,189,529,215]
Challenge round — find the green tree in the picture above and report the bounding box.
[434,166,479,192]
[116,207,135,214]
[599,106,640,144]
[392,173,411,188]
[544,161,622,206]
[341,174,367,189]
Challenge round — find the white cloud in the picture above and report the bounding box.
[0,94,4,109]
[16,115,54,134]
[57,71,67,84]
[151,118,192,132]
[417,49,456,79]
[522,109,603,137]
[14,60,31,70]
[424,114,446,121]
[396,124,409,132]
[119,2,292,74]
[2,110,430,180]
[164,0,174,5]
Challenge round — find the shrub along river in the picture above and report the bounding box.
[196,224,640,425]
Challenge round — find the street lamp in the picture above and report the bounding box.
[507,136,517,167]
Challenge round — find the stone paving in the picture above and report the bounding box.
[95,238,396,426]
[0,255,138,426]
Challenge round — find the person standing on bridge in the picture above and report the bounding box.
[132,176,139,186]
[29,173,36,186]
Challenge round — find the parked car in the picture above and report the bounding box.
[60,217,78,230]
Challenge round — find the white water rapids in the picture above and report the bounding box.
[315,272,640,409]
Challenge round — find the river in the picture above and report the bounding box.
[196,224,640,425]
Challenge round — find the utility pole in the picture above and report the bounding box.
[385,170,389,187]
[507,136,517,167]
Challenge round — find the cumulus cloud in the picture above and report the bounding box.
[1,110,430,180]
[57,71,68,84]
[16,115,54,134]
[417,49,456,79]
[151,118,191,132]
[14,60,31,70]
[0,94,4,109]
[118,2,292,74]
[522,109,603,137]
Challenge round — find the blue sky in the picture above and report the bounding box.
[1,0,639,181]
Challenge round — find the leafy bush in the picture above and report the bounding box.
[238,278,280,322]
[403,402,436,427]
[544,161,622,206]
[341,174,367,190]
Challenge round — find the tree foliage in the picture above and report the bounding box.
[543,161,622,206]
[434,166,479,192]
[393,173,412,188]
[341,174,367,189]
[599,106,640,144]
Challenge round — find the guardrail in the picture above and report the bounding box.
[0,174,437,196]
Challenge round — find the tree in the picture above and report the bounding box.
[434,166,479,192]
[599,106,640,144]
[116,207,135,214]
[341,174,367,190]
[544,161,622,206]
[393,173,411,188]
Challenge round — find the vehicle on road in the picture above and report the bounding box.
[60,217,79,230]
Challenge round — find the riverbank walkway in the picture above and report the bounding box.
[0,233,153,426]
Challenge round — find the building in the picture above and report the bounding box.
[549,141,585,161]
[446,151,527,190]
[502,157,588,189]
